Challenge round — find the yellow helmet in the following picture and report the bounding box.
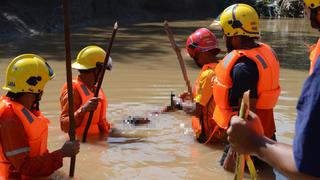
[304,0,320,9]
[72,45,106,70]
[220,4,260,38]
[3,54,55,93]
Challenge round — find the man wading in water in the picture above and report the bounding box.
[0,54,79,179]
[60,45,112,138]
[227,0,320,179]
[211,3,281,171]
[164,28,227,144]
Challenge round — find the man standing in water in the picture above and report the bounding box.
[0,54,80,179]
[211,3,280,170]
[60,45,111,137]
[166,28,226,144]
[183,28,227,144]
[226,0,320,179]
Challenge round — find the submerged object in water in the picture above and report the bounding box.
[123,116,150,125]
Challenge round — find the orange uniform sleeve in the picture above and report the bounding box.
[0,111,63,177]
[59,85,86,133]
[98,118,109,133]
[98,99,109,133]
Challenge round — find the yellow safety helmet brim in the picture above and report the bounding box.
[72,57,112,70]
[71,62,94,70]
[220,4,260,38]
[304,0,320,9]
[2,54,55,93]
[72,45,106,70]
[209,14,222,30]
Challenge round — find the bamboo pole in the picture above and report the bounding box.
[163,21,193,100]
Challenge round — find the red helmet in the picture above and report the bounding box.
[186,28,220,59]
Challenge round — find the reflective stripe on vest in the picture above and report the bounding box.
[309,39,320,75]
[256,55,267,69]
[72,79,108,135]
[80,84,90,97]
[213,43,280,129]
[21,108,34,123]
[5,147,30,157]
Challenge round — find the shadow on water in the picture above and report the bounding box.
[0,22,200,65]
[1,18,316,70]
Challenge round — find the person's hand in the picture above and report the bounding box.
[61,140,80,157]
[81,97,101,112]
[227,111,264,155]
[179,91,192,102]
[181,101,196,115]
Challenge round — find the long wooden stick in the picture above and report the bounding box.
[164,21,193,100]
[62,0,76,177]
[82,22,118,143]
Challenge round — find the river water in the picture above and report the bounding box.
[0,18,317,179]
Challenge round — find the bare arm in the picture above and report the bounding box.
[256,137,318,179]
[227,113,320,180]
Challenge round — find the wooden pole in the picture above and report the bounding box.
[163,21,193,100]
[82,22,118,143]
[62,0,76,177]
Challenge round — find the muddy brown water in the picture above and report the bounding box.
[0,18,316,179]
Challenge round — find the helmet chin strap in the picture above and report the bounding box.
[31,92,42,111]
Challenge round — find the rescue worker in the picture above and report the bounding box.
[60,45,111,137]
[227,0,320,179]
[173,28,226,143]
[211,4,280,170]
[0,54,80,179]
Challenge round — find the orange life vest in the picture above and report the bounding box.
[309,39,320,74]
[213,43,280,136]
[191,63,226,143]
[0,96,49,179]
[71,79,108,136]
